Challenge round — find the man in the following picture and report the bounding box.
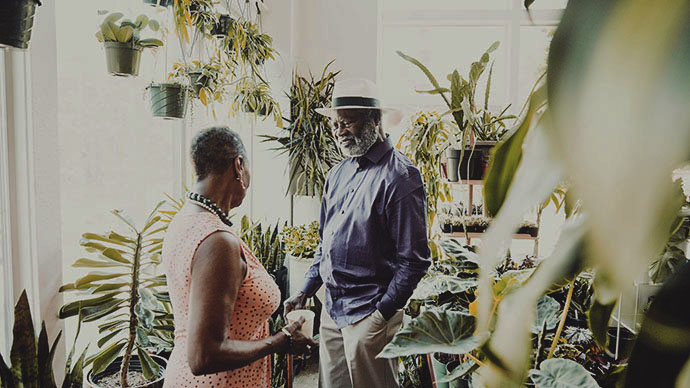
[284,79,431,388]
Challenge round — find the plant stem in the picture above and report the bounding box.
[465,352,485,368]
[547,281,574,359]
[121,232,143,388]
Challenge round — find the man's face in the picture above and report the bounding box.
[332,109,379,157]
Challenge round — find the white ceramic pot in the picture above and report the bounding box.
[288,253,325,302]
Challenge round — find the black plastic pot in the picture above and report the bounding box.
[187,70,208,97]
[143,0,172,7]
[104,42,142,77]
[442,224,452,233]
[451,225,488,234]
[0,0,41,49]
[148,83,188,120]
[459,141,496,181]
[86,355,166,388]
[211,14,232,38]
[607,326,636,360]
[517,226,539,237]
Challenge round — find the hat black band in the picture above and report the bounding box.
[332,96,380,108]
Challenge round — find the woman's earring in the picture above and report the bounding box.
[236,176,246,190]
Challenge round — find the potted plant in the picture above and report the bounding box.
[169,57,232,117]
[431,352,456,388]
[0,0,41,49]
[172,0,218,42]
[1,291,88,388]
[95,12,163,77]
[59,203,169,388]
[147,74,189,119]
[232,79,283,126]
[261,62,342,197]
[281,221,321,298]
[517,220,539,237]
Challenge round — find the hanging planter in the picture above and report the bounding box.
[0,0,41,49]
[104,42,143,77]
[143,0,172,7]
[147,83,188,120]
[187,69,208,97]
[211,14,232,38]
[242,101,268,116]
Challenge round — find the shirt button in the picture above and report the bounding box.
[340,210,345,214]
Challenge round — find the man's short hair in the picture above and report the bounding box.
[191,127,247,180]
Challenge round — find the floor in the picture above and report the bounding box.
[293,356,319,387]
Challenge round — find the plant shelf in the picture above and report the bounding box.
[442,231,538,240]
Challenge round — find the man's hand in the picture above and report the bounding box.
[284,292,308,314]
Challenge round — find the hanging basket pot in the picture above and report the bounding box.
[104,42,143,77]
[242,101,267,116]
[143,0,172,7]
[147,83,188,120]
[211,14,232,38]
[0,0,41,50]
[188,70,208,97]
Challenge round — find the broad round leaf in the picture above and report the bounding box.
[529,358,600,388]
[377,309,487,358]
[532,295,561,334]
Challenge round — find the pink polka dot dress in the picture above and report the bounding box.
[162,208,281,388]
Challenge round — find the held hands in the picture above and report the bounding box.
[282,316,318,355]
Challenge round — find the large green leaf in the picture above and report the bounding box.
[91,341,126,376]
[411,276,477,300]
[532,295,561,334]
[10,291,38,388]
[81,233,132,248]
[81,299,126,323]
[59,292,121,319]
[74,272,125,288]
[529,358,600,388]
[72,258,128,268]
[37,323,58,388]
[587,297,617,350]
[377,309,486,358]
[137,348,161,381]
[483,75,547,217]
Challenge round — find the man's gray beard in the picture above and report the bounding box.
[338,123,379,158]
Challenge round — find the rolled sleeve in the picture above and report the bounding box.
[376,181,431,320]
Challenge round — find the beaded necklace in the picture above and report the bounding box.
[187,192,233,227]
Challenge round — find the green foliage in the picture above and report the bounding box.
[0,291,87,388]
[529,358,601,388]
[240,215,287,274]
[398,42,515,143]
[377,309,487,359]
[231,79,283,127]
[281,222,320,259]
[261,61,343,197]
[95,12,163,48]
[59,204,168,387]
[649,206,690,283]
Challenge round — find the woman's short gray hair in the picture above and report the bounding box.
[191,127,247,180]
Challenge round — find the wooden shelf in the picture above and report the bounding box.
[443,232,538,240]
[443,180,484,185]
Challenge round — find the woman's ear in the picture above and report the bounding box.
[234,156,245,179]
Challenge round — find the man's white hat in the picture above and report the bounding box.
[315,78,403,126]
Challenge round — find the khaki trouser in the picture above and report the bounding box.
[318,307,404,388]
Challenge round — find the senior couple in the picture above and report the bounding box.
[161,79,431,388]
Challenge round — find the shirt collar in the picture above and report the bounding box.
[357,136,393,167]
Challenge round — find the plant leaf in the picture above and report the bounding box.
[10,291,38,388]
[529,358,600,388]
[91,341,126,376]
[137,348,161,381]
[377,309,487,358]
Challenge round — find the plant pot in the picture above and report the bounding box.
[431,353,451,388]
[242,101,268,116]
[148,83,188,120]
[104,42,143,77]
[517,226,539,237]
[442,224,452,233]
[188,70,209,97]
[143,0,172,7]
[451,225,488,234]
[458,142,496,181]
[288,254,317,297]
[0,0,40,49]
[607,327,636,360]
[445,148,461,182]
[445,361,470,388]
[86,355,166,388]
[212,14,232,38]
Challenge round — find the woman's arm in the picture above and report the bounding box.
[186,231,290,376]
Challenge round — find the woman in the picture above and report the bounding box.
[162,127,316,387]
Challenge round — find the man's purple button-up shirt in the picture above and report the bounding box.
[301,137,431,329]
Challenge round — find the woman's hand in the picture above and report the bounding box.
[283,317,319,355]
